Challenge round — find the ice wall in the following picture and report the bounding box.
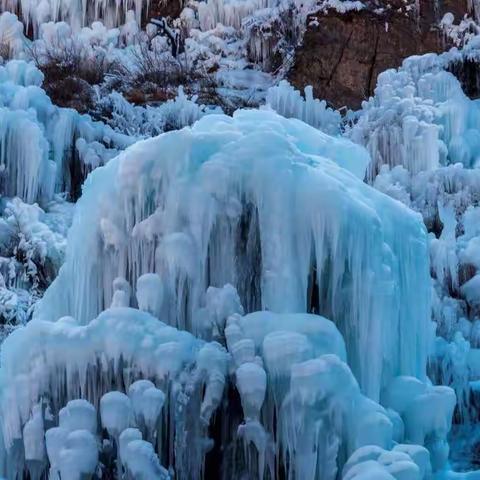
[35,109,430,403]
[196,0,311,30]
[357,46,480,469]
[0,0,312,33]
[0,286,454,479]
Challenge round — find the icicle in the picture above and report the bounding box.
[266,80,342,136]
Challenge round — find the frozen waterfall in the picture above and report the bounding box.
[34,108,431,402]
[0,88,458,479]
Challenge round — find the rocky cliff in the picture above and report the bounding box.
[288,0,470,109]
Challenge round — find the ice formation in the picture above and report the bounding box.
[1,2,480,475]
[346,45,480,474]
[0,306,228,478]
[34,108,431,401]
[1,0,148,33]
[0,104,452,478]
[266,80,341,135]
[0,59,132,203]
[348,61,480,182]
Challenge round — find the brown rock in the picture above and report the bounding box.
[146,0,183,21]
[288,0,470,109]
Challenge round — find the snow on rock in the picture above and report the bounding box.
[0,197,69,325]
[99,89,211,138]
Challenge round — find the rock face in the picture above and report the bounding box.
[147,0,183,21]
[289,0,469,109]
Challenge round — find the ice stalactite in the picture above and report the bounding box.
[0,12,26,57]
[0,108,51,204]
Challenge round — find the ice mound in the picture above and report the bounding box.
[343,444,432,480]
[35,108,430,402]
